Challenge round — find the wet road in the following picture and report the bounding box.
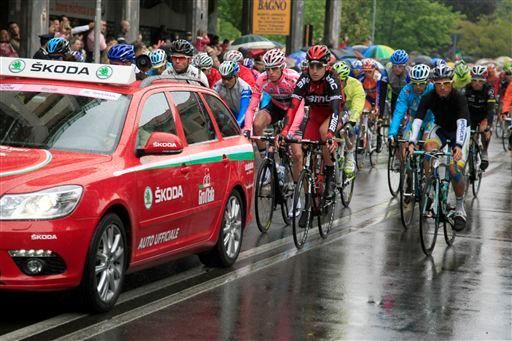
[1,139,511,341]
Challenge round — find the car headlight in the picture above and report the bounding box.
[0,185,83,220]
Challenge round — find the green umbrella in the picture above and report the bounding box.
[363,45,395,59]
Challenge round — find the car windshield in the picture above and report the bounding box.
[0,91,131,154]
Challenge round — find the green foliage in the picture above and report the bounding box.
[441,0,497,22]
[303,0,326,44]
[217,0,243,40]
[339,0,372,45]
[457,0,512,58]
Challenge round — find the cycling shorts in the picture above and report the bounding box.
[300,107,331,141]
[403,120,434,141]
[470,115,489,130]
[425,125,469,168]
[259,100,287,125]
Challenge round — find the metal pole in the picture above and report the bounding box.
[371,0,376,44]
[94,0,102,63]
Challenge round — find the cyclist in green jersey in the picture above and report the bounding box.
[333,61,365,174]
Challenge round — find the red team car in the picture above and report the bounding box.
[0,57,255,311]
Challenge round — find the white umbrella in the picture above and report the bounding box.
[229,40,281,50]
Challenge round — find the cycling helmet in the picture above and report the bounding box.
[332,61,351,80]
[170,39,194,56]
[224,50,243,63]
[431,58,446,67]
[487,63,496,72]
[192,52,213,68]
[46,37,70,55]
[219,61,240,77]
[71,50,85,62]
[299,59,309,72]
[390,49,409,65]
[262,48,286,67]
[243,57,255,69]
[306,45,330,64]
[150,49,167,69]
[362,58,376,71]
[471,64,487,79]
[454,60,469,77]
[107,44,135,63]
[503,62,512,75]
[409,64,430,81]
[351,59,363,70]
[432,64,454,80]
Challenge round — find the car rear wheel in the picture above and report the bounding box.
[199,190,244,267]
[80,213,127,312]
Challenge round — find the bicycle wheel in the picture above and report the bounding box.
[400,159,416,229]
[292,170,313,249]
[503,124,511,151]
[387,144,401,197]
[255,159,275,233]
[318,184,337,239]
[340,170,355,207]
[496,120,504,139]
[419,176,439,256]
[355,133,365,170]
[279,162,294,225]
[471,145,483,197]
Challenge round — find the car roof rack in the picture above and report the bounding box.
[140,74,208,88]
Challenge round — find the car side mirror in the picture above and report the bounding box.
[136,132,184,157]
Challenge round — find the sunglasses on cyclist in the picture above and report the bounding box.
[171,55,190,63]
[265,66,282,73]
[200,67,211,72]
[308,62,326,70]
[221,75,234,81]
[411,81,428,86]
[434,80,453,87]
[471,78,485,83]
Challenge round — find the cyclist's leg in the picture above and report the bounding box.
[252,109,272,152]
[448,129,469,229]
[423,126,443,176]
[319,115,337,199]
[289,143,303,182]
[479,118,490,167]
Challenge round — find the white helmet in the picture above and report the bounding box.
[409,64,431,81]
[224,50,243,63]
[192,53,213,69]
[471,64,487,79]
[262,48,286,68]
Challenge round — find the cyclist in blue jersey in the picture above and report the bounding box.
[214,61,252,127]
[381,49,410,115]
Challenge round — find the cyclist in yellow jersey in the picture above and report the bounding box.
[333,61,365,174]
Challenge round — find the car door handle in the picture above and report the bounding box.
[180,165,191,175]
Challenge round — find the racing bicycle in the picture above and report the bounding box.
[464,125,485,197]
[333,126,357,207]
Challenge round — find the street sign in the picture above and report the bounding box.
[252,0,291,36]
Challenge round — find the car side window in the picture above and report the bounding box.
[137,93,177,148]
[203,94,240,137]
[170,91,216,144]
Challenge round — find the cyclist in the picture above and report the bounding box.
[431,58,446,68]
[486,63,500,96]
[350,59,363,79]
[498,62,512,101]
[381,49,410,115]
[107,44,135,66]
[453,60,471,90]
[408,64,470,231]
[147,49,168,76]
[162,39,208,87]
[333,61,365,175]
[501,81,512,150]
[46,37,70,60]
[389,64,434,157]
[463,64,496,169]
[223,50,256,87]
[244,49,299,151]
[243,57,261,79]
[214,61,252,127]
[281,45,345,201]
[192,52,220,89]
[359,58,383,116]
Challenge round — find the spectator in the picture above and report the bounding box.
[52,19,61,33]
[71,21,94,36]
[8,21,22,56]
[117,19,130,41]
[70,36,86,62]
[194,30,210,52]
[55,22,72,40]
[220,39,230,54]
[134,42,148,56]
[184,31,192,43]
[87,20,107,61]
[0,29,18,57]
[33,33,54,60]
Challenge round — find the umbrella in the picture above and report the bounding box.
[413,55,432,66]
[363,45,395,59]
[232,34,270,45]
[331,48,363,60]
[495,56,512,67]
[351,44,369,54]
[475,58,495,66]
[230,34,281,50]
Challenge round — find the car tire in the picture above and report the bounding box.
[199,190,244,268]
[80,213,127,313]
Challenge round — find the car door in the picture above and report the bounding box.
[133,91,192,259]
[168,90,229,242]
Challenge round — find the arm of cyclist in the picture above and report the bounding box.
[282,73,309,137]
[377,74,386,115]
[408,92,431,149]
[501,82,512,115]
[244,77,264,132]
[389,85,410,139]
[237,86,252,128]
[345,77,365,124]
[486,86,497,126]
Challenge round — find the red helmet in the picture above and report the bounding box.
[362,58,376,71]
[306,45,330,64]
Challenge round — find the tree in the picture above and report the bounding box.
[441,0,497,22]
[339,0,372,45]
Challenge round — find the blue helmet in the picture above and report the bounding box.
[243,57,255,69]
[150,49,167,69]
[390,49,408,65]
[431,58,446,68]
[108,44,135,63]
[351,59,363,70]
[47,37,70,55]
